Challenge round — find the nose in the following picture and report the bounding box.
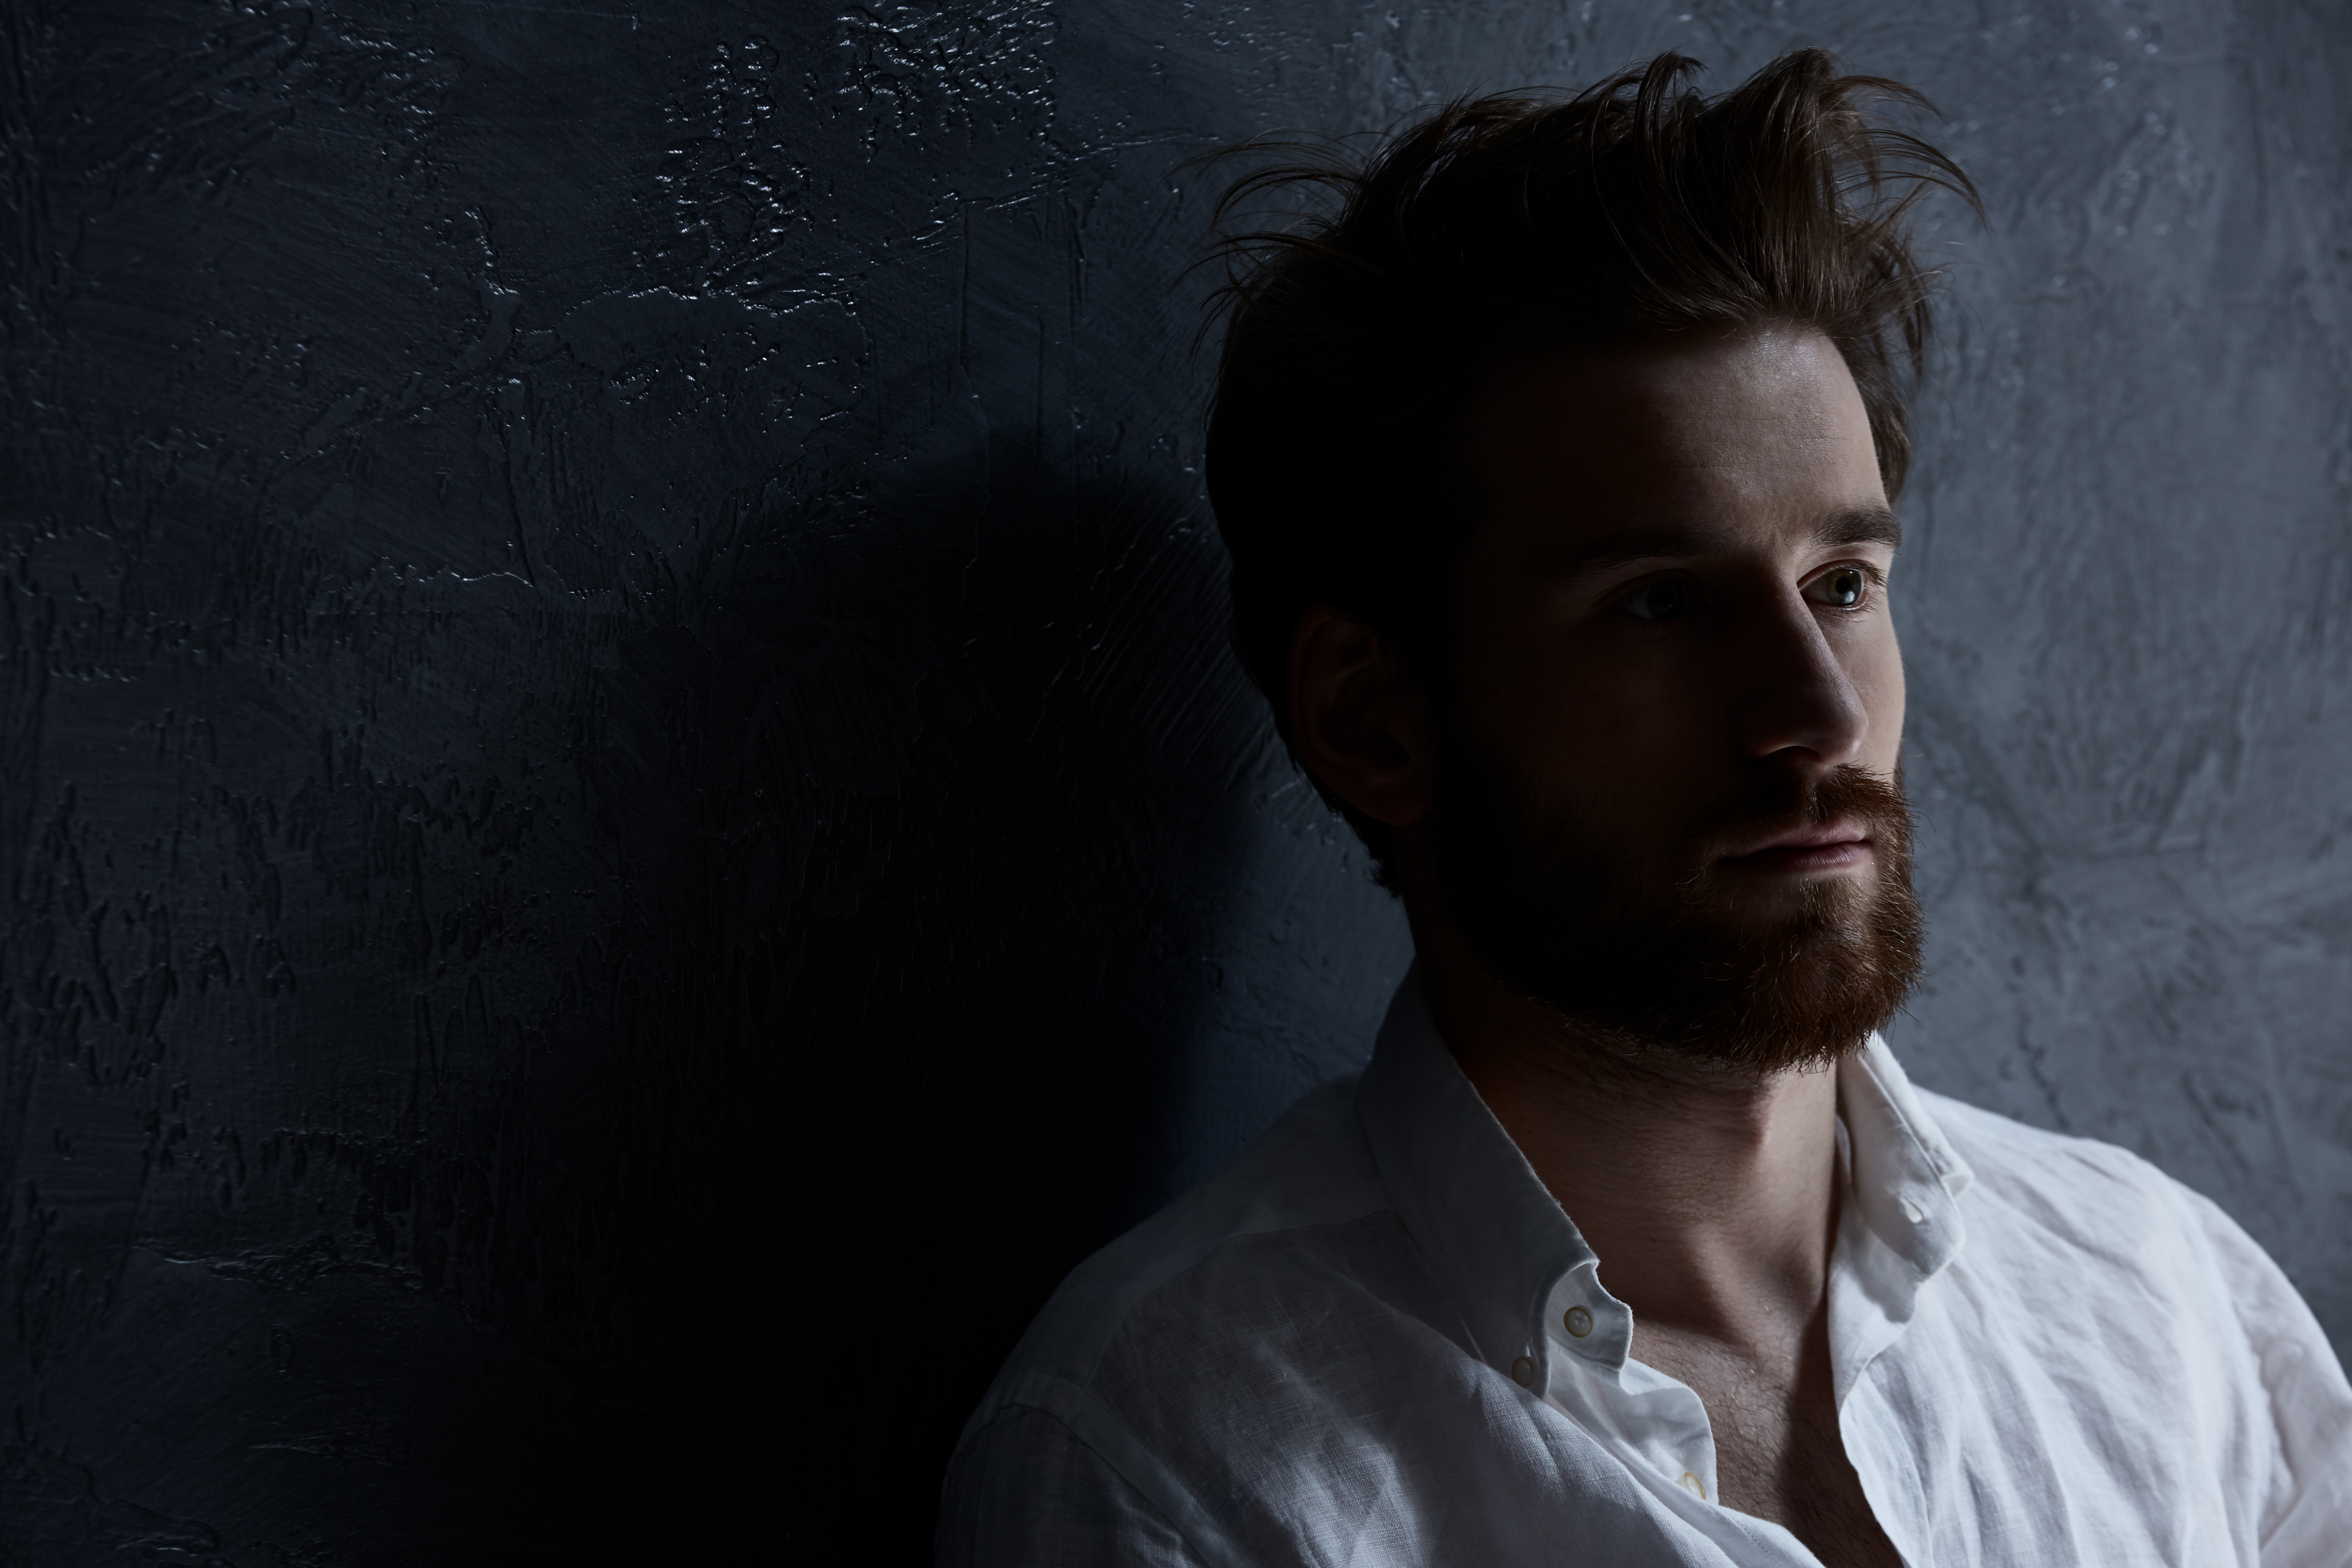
[1730,590,1870,769]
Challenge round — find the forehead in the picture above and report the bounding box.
[1461,324,1886,547]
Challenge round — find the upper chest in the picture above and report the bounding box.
[1629,1319,1902,1568]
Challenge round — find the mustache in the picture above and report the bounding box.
[1687,764,1912,862]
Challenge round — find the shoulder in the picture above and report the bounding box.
[961,1075,1393,1434]
[1915,1087,2352,1550]
[938,1405,1209,1568]
[1915,1086,2211,1241]
[949,1075,1429,1561]
[1914,1083,2340,1382]
[1906,1085,2300,1384]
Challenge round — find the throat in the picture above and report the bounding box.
[1456,1016,1848,1338]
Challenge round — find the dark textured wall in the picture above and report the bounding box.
[3,1,2344,1560]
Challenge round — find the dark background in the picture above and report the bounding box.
[3,0,2345,1561]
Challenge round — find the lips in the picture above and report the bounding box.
[1717,817,1873,871]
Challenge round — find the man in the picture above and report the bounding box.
[939,50,2352,1567]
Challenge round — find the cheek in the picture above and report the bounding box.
[1483,637,1725,798]
[1450,589,1574,726]
[1856,628,1907,773]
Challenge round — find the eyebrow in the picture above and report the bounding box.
[1542,505,1904,577]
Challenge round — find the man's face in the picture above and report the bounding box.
[1425,323,1922,1068]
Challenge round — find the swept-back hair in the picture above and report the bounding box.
[1201,48,1976,843]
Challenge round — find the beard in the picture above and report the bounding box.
[1428,727,1925,1076]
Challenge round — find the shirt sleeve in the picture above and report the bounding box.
[2178,1185,2352,1567]
[936,1404,1212,1568]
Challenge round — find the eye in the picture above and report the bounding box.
[1620,577,1690,622]
[1804,565,1872,609]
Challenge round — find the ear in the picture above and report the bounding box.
[1286,607,1434,828]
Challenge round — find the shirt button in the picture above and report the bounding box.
[1510,1356,1536,1387]
[1562,1305,1593,1338]
[1679,1471,1707,1500]
[1899,1195,1925,1224]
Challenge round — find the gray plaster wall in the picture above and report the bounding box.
[3,0,2344,1560]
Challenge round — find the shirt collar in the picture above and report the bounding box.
[1355,969,1600,1385]
[1828,1026,1974,1396]
[1354,967,1975,1394]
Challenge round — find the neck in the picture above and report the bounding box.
[1412,917,1845,1348]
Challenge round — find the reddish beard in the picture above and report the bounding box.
[1429,741,1925,1075]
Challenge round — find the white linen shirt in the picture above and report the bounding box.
[940,972,2352,1566]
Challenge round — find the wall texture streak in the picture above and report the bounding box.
[2,0,2345,1560]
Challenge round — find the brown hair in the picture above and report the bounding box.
[1201,49,1975,847]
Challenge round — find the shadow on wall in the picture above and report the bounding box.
[674,439,1266,1557]
[580,437,1273,1559]
[0,437,1266,1564]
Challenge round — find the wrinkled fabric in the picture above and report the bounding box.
[940,971,2352,1567]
